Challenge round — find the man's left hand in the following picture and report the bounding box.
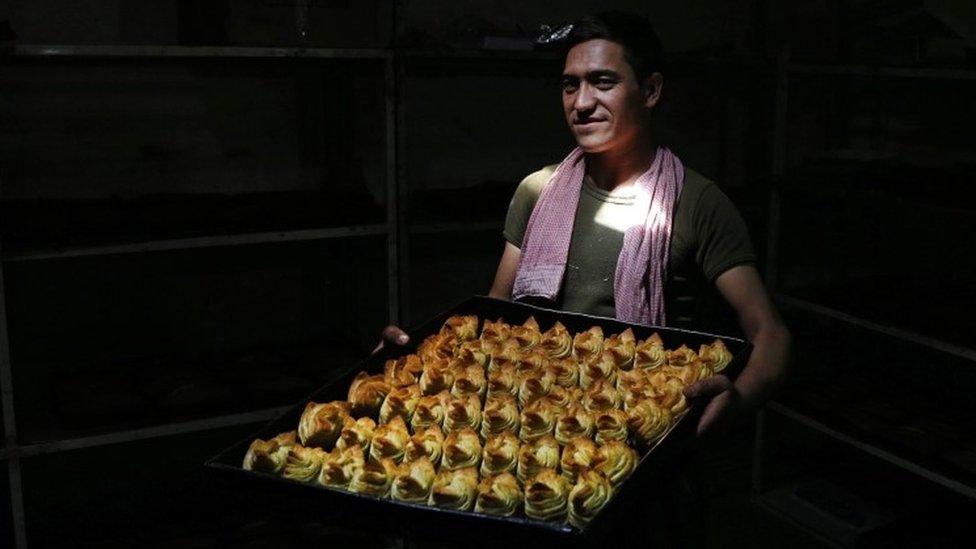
[683,375,741,437]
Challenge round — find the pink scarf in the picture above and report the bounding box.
[512,146,684,325]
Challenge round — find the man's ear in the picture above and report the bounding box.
[642,72,664,108]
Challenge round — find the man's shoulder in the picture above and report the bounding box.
[680,166,719,204]
[515,164,560,205]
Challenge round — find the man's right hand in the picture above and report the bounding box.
[372,325,410,355]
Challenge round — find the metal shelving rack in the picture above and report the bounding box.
[0,43,399,548]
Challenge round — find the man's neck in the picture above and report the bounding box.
[585,136,657,192]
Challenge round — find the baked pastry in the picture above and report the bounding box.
[298,400,351,449]
[480,318,512,355]
[282,445,327,483]
[411,392,448,432]
[486,363,518,397]
[418,357,455,395]
[347,372,391,418]
[524,468,570,521]
[594,409,630,445]
[559,437,598,482]
[481,393,520,439]
[554,404,595,445]
[593,441,638,488]
[480,431,520,477]
[429,467,478,511]
[519,397,557,442]
[455,341,488,369]
[384,354,424,388]
[443,393,482,433]
[581,379,622,413]
[543,384,579,412]
[404,425,444,464]
[580,350,618,390]
[418,332,456,365]
[539,321,572,359]
[699,338,732,373]
[440,314,479,343]
[517,434,561,484]
[517,348,549,378]
[650,373,688,414]
[391,456,437,503]
[568,469,613,528]
[317,444,365,489]
[349,457,396,497]
[379,383,421,425]
[634,332,666,370]
[573,326,604,363]
[487,342,520,373]
[242,431,296,474]
[627,399,672,447]
[659,363,699,386]
[615,367,646,395]
[604,328,636,371]
[336,416,376,454]
[441,427,482,470]
[510,316,542,350]
[451,363,487,398]
[475,472,523,516]
[666,344,698,367]
[518,370,553,409]
[370,415,410,463]
[546,356,580,389]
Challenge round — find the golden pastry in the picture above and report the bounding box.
[698,338,732,373]
[659,363,699,386]
[336,416,376,454]
[555,404,595,445]
[443,393,482,433]
[539,321,572,359]
[517,348,549,377]
[384,354,424,388]
[481,393,520,439]
[486,363,518,397]
[349,457,396,497]
[429,466,479,511]
[404,425,444,464]
[379,383,421,425]
[418,332,456,365]
[651,374,688,414]
[524,468,570,521]
[519,397,557,442]
[604,328,636,371]
[455,341,488,369]
[411,392,448,432]
[543,384,578,413]
[440,314,479,343]
[593,441,638,488]
[572,326,604,363]
[390,456,437,503]
[451,363,487,398]
[517,434,560,484]
[581,379,622,413]
[568,469,613,528]
[510,316,542,350]
[580,350,618,390]
[298,400,351,449]
[480,431,520,477]
[317,444,365,489]
[518,370,553,409]
[559,437,598,483]
[480,318,512,355]
[242,431,296,474]
[282,445,327,483]
[546,356,579,389]
[441,427,482,470]
[370,415,410,463]
[594,409,630,445]
[487,342,520,373]
[347,371,391,418]
[666,344,698,367]
[615,367,646,395]
[627,398,672,447]
[634,332,666,370]
[475,472,523,516]
[419,357,455,395]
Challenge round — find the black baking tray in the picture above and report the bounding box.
[205,295,751,544]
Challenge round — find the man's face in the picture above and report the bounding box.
[561,39,651,154]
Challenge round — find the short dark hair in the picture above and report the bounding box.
[560,11,665,81]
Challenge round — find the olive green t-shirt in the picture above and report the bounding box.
[503,164,756,334]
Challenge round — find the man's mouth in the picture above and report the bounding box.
[574,118,606,126]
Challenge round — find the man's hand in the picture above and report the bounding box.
[372,325,410,355]
[683,375,741,437]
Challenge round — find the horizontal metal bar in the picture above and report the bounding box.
[766,401,976,501]
[1,224,389,262]
[788,63,976,81]
[6,44,392,60]
[410,221,502,235]
[776,294,976,362]
[11,405,291,458]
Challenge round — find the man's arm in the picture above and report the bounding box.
[685,264,792,435]
[488,242,521,299]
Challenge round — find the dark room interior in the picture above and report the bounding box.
[1,1,974,547]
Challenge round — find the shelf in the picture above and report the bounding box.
[5,44,392,60]
[788,63,976,81]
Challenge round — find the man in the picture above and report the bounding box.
[384,11,790,438]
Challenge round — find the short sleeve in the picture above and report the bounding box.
[693,184,758,281]
[502,166,555,247]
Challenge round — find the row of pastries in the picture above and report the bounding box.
[243,314,733,528]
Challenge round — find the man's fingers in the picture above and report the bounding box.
[381,325,409,345]
[683,374,731,399]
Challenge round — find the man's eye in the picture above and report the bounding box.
[595,79,617,90]
[561,79,579,91]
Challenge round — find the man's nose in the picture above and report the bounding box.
[573,83,596,112]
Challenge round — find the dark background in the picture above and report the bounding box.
[1,1,974,547]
